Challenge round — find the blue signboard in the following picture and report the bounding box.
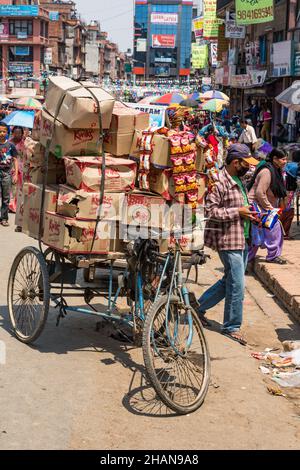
[0,5,39,17]
[49,11,59,21]
[15,47,30,56]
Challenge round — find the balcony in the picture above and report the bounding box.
[0,35,49,46]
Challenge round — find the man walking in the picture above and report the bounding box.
[0,123,18,226]
[238,119,258,152]
[197,144,259,345]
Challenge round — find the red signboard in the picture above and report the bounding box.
[152,34,176,48]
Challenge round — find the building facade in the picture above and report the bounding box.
[134,0,193,79]
[0,0,50,92]
[216,0,300,135]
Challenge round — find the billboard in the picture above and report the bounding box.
[151,13,178,24]
[272,41,292,77]
[128,103,165,128]
[152,35,176,49]
[0,20,9,40]
[235,0,274,25]
[193,17,203,39]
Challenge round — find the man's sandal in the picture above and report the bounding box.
[222,331,247,346]
[266,257,287,265]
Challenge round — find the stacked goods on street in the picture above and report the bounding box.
[16,77,206,254]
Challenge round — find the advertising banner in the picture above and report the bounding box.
[128,103,166,128]
[210,42,218,67]
[225,20,245,38]
[44,48,53,65]
[230,74,250,88]
[249,70,267,85]
[272,40,292,77]
[151,13,178,24]
[215,68,224,85]
[152,34,176,48]
[49,12,59,21]
[193,17,204,39]
[235,0,274,25]
[192,44,208,69]
[203,18,222,39]
[204,0,217,19]
[294,43,300,76]
[136,38,147,52]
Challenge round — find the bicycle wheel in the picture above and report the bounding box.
[7,247,50,344]
[143,295,210,414]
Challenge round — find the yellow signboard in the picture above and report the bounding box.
[192,44,208,69]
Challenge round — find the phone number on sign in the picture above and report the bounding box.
[237,6,273,21]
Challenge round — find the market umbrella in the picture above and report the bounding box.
[138,95,158,104]
[2,110,35,128]
[199,99,227,113]
[153,92,187,106]
[0,96,13,104]
[15,97,42,110]
[202,90,230,101]
[275,81,300,111]
[179,98,200,108]
[189,91,204,101]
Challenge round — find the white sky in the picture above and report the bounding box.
[75,0,134,52]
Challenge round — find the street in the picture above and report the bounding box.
[1,215,300,450]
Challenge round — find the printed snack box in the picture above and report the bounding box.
[39,109,102,158]
[123,191,166,229]
[43,212,124,254]
[44,76,115,129]
[57,185,125,221]
[22,184,58,239]
[63,156,137,192]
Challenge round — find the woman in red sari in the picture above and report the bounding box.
[9,126,25,215]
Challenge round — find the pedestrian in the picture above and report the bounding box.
[221,103,231,133]
[196,143,259,345]
[247,148,288,264]
[260,104,272,143]
[238,119,258,152]
[280,150,300,239]
[9,126,25,214]
[0,123,18,227]
[272,123,288,147]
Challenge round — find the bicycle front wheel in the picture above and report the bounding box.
[143,295,210,414]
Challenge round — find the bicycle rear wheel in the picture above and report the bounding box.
[143,295,210,414]
[7,246,50,344]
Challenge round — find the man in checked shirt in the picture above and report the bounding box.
[197,144,259,346]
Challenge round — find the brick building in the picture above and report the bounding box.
[0,0,50,92]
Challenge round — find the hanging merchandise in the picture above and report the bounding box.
[137,129,155,190]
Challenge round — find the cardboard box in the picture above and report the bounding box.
[64,156,137,192]
[130,130,170,167]
[24,158,66,185]
[39,109,102,158]
[123,191,166,229]
[15,187,24,227]
[149,167,175,200]
[43,212,123,255]
[44,77,115,129]
[32,110,42,141]
[112,102,150,131]
[57,185,125,221]
[22,184,58,239]
[160,228,205,254]
[23,138,60,167]
[104,131,133,156]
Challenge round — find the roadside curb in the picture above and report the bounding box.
[254,259,300,323]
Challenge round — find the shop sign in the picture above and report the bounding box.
[151,13,178,24]
[225,20,245,38]
[272,41,292,77]
[249,69,267,86]
[128,103,165,128]
[204,0,217,19]
[44,48,52,65]
[230,74,250,88]
[293,43,300,76]
[15,46,30,56]
[49,12,59,21]
[210,42,218,67]
[152,35,176,49]
[0,5,39,16]
[193,17,203,39]
[192,44,208,69]
[136,38,147,52]
[203,18,222,39]
[235,0,274,25]
[9,63,33,73]
[0,20,9,40]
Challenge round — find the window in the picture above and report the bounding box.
[273,30,285,43]
[9,20,33,37]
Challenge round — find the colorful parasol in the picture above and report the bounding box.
[202,90,230,101]
[199,99,227,113]
[153,92,187,106]
[15,97,43,110]
[2,110,35,128]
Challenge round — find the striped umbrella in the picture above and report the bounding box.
[153,92,187,106]
[15,97,43,110]
[202,90,230,101]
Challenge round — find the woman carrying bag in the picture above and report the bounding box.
[247,148,288,264]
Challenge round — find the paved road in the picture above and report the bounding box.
[0,217,300,450]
